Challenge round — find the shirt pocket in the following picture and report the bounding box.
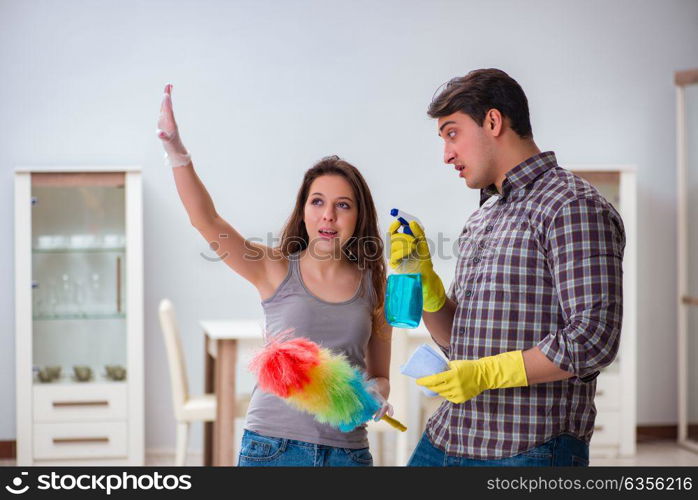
[481,218,548,288]
[495,217,544,256]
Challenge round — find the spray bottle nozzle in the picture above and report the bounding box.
[391,208,421,237]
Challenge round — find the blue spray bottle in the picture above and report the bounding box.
[384,208,423,328]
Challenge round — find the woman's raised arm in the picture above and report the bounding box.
[156,84,285,290]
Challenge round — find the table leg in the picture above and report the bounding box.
[204,335,214,466]
[393,330,410,465]
[213,338,237,466]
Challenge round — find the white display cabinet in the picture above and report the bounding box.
[567,165,637,458]
[14,167,144,465]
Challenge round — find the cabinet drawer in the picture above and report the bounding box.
[591,410,621,446]
[34,384,127,422]
[595,373,621,410]
[34,421,127,459]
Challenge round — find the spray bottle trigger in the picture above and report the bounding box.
[397,217,414,236]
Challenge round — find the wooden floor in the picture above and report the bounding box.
[2,440,697,467]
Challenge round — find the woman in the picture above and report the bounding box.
[156,84,392,466]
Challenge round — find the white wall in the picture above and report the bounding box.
[1,0,697,451]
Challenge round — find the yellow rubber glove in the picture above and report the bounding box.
[388,219,446,312]
[416,351,529,404]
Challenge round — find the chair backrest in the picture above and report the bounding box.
[158,299,189,419]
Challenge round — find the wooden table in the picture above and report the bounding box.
[200,319,263,466]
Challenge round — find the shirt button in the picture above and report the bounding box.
[473,257,481,263]
[479,241,486,249]
[485,225,493,232]
[465,290,473,297]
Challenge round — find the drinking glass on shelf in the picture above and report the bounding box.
[103,234,119,249]
[74,278,86,316]
[53,235,67,250]
[32,281,44,317]
[46,278,58,317]
[60,273,74,315]
[71,234,85,249]
[37,235,53,249]
[89,272,103,314]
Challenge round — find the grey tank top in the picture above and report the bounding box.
[244,251,375,448]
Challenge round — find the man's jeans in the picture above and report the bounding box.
[407,431,589,466]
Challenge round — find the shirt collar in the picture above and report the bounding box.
[479,151,558,206]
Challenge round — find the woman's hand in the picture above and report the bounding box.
[369,377,393,422]
[157,84,191,168]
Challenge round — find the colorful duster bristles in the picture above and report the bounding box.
[249,334,381,432]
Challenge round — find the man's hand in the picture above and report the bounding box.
[388,219,447,312]
[416,350,528,404]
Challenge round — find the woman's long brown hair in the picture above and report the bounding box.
[277,155,387,333]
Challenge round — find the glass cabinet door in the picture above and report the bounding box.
[31,172,127,385]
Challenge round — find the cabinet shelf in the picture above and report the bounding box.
[32,313,126,321]
[32,247,126,254]
[33,377,127,385]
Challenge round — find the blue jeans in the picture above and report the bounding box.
[237,429,373,467]
[407,431,589,467]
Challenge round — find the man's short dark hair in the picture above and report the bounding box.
[428,68,533,139]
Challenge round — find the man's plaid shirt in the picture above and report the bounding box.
[426,151,626,459]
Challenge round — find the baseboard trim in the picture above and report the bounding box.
[636,424,698,442]
[0,442,206,461]
[636,425,676,442]
[0,441,16,460]
[145,448,203,459]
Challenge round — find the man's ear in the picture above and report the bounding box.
[485,108,504,137]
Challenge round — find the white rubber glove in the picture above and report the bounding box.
[156,83,191,168]
[369,383,394,422]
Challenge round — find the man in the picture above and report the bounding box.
[391,68,625,466]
